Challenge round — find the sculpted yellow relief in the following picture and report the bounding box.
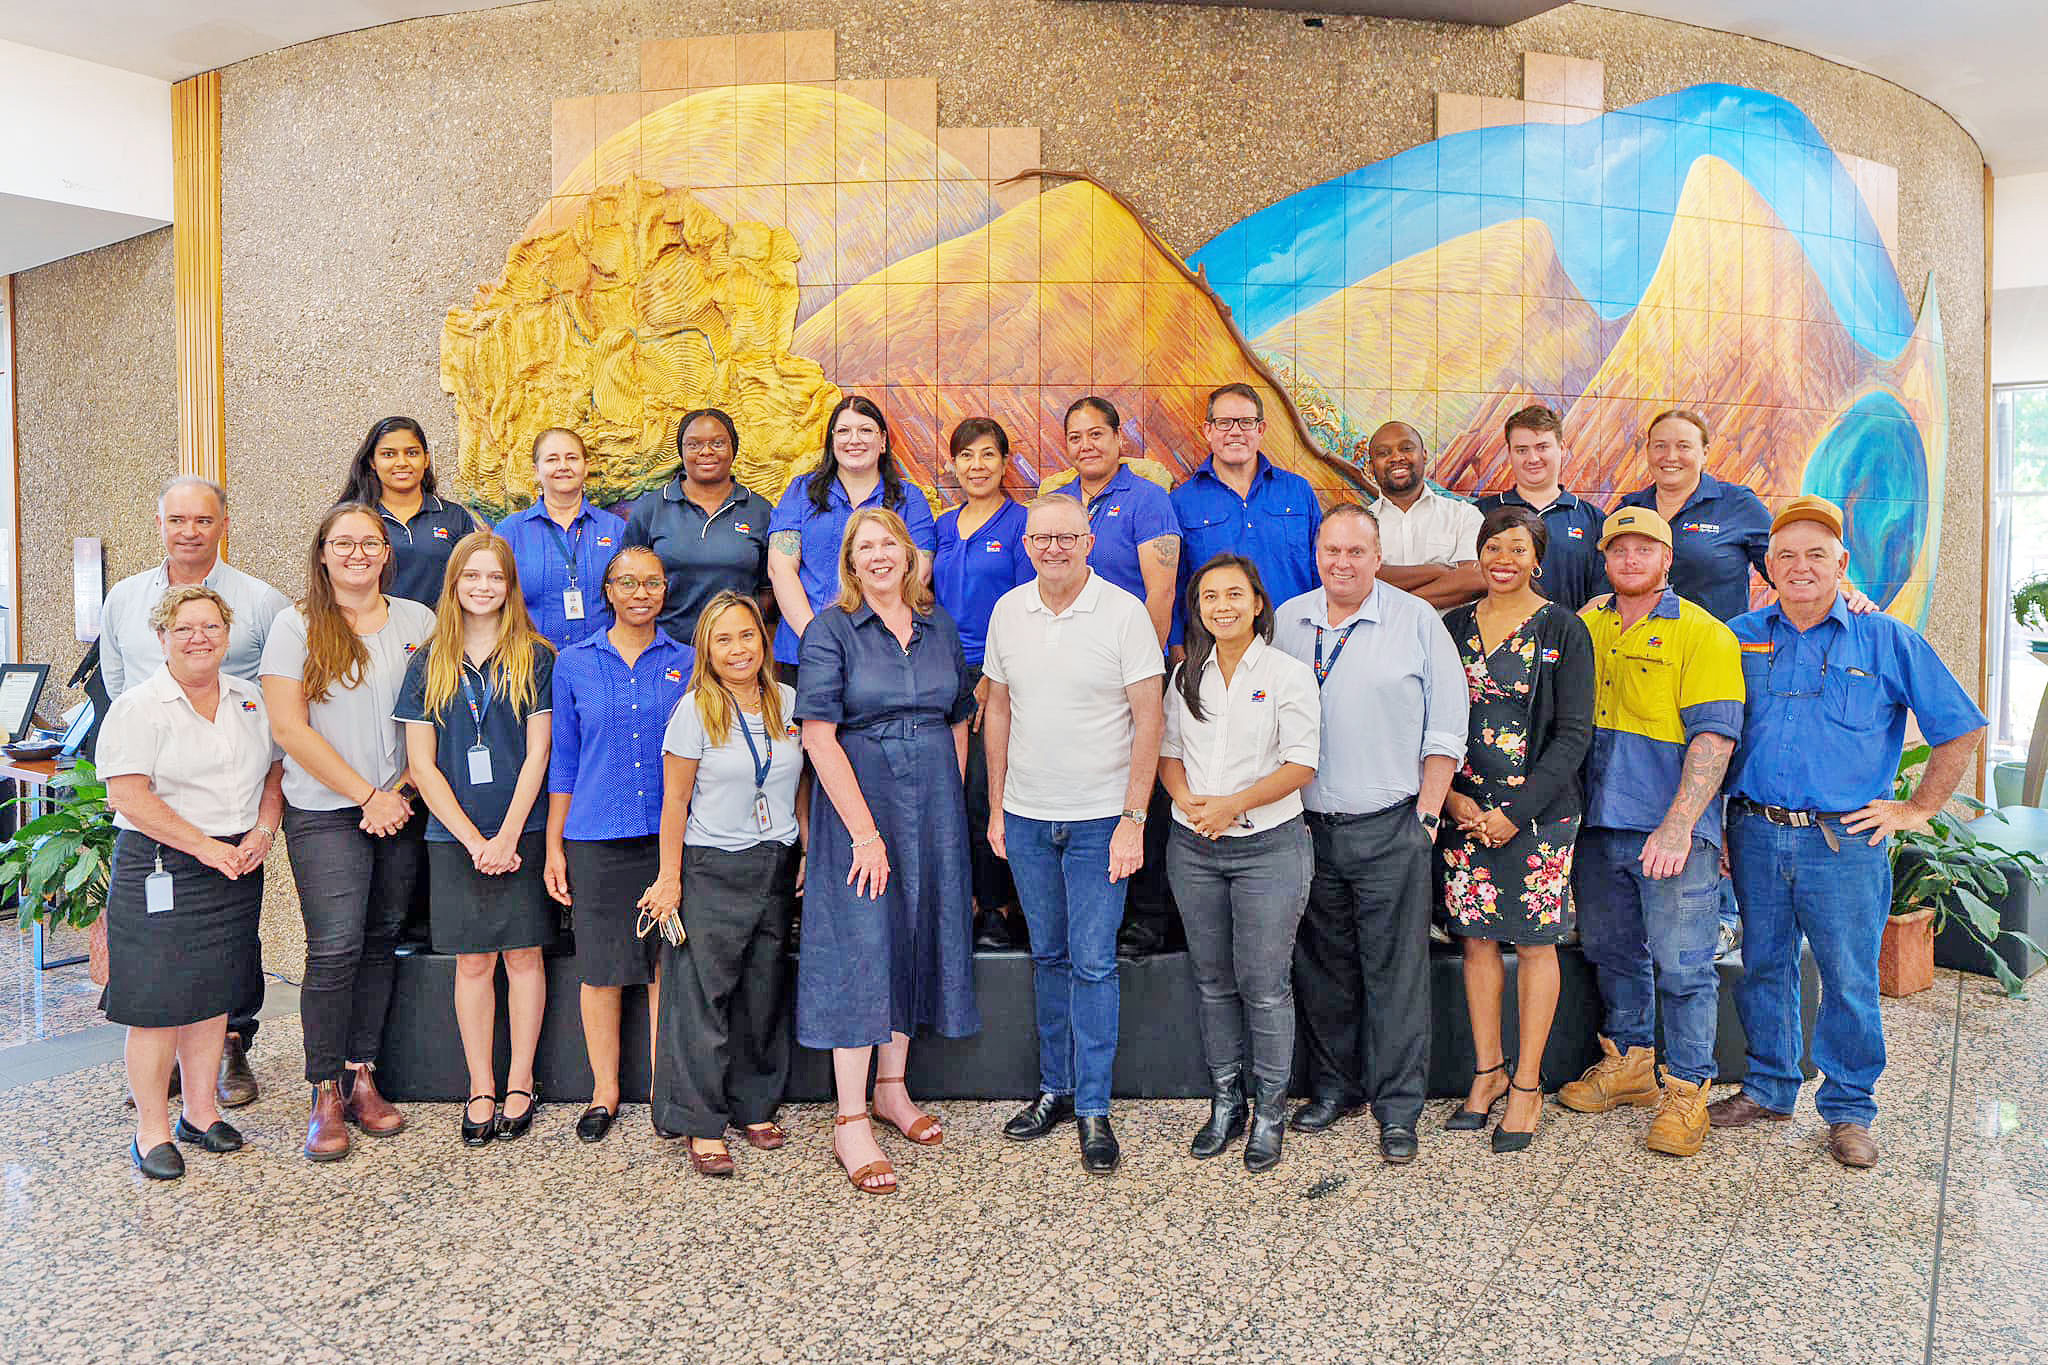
[441,178,841,514]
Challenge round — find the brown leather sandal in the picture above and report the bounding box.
[687,1138,736,1178]
[833,1111,897,1194]
[872,1075,943,1146]
[741,1121,788,1151]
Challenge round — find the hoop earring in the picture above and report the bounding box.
[1534,564,1545,580]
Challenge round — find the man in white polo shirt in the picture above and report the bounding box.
[983,495,1165,1175]
[1366,421,1483,610]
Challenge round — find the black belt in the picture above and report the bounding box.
[1730,798,1855,851]
[1305,798,1416,827]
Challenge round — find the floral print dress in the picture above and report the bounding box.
[1441,603,1578,945]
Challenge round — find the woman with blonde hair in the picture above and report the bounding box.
[793,507,979,1194]
[395,531,556,1145]
[640,591,807,1176]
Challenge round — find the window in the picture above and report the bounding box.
[1986,384,2048,762]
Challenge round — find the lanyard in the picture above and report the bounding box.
[735,706,772,793]
[1311,621,1359,687]
[459,664,493,743]
[541,516,585,586]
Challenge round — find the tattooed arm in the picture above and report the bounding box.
[765,529,813,642]
[1138,534,1180,649]
[1641,733,1736,879]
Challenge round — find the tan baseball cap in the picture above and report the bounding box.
[1771,494,1845,539]
[1597,506,1673,551]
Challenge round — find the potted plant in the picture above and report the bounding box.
[1886,745,2048,998]
[2013,572,2048,645]
[0,760,116,981]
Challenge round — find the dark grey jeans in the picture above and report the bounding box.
[1167,818,1313,1088]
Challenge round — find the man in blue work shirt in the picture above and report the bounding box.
[1708,495,1985,1170]
[1169,383,1322,651]
[1046,395,1180,650]
[1475,404,1607,610]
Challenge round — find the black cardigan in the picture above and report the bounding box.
[1442,600,1596,828]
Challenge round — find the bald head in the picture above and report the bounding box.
[1367,421,1428,499]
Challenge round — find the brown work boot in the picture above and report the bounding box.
[1706,1092,1793,1128]
[217,1034,258,1109]
[1826,1122,1879,1168]
[305,1080,351,1162]
[1645,1074,1709,1157]
[1556,1036,1659,1113]
[342,1063,407,1137]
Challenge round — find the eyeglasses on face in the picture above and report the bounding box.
[1206,416,1262,432]
[1024,532,1085,550]
[607,575,665,594]
[325,537,388,556]
[167,622,227,641]
[682,438,731,455]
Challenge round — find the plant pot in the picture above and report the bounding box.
[1879,907,1936,997]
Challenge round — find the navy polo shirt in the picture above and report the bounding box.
[1170,454,1321,645]
[392,647,555,843]
[621,478,774,645]
[547,630,696,841]
[1727,596,1986,812]
[380,493,486,607]
[933,499,1031,667]
[1046,462,1180,604]
[498,499,626,650]
[767,473,938,664]
[1616,473,1769,622]
[1476,487,1609,611]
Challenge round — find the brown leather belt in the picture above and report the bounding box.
[1730,798,1855,851]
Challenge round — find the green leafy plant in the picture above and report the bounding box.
[0,759,114,930]
[1890,745,2048,998]
[2013,573,2048,635]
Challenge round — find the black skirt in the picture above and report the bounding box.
[427,831,554,955]
[102,829,263,1029]
[566,835,661,987]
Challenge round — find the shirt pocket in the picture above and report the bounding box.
[1179,510,1233,561]
[1825,666,1882,729]
[1615,643,1675,721]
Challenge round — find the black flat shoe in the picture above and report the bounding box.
[1290,1096,1362,1133]
[973,907,1011,950]
[1445,1059,1512,1132]
[1492,1079,1545,1154]
[496,1087,539,1141]
[1003,1092,1075,1141]
[173,1116,245,1153]
[1078,1114,1121,1174]
[131,1139,184,1181]
[1379,1125,1419,1165]
[576,1105,616,1143]
[461,1095,497,1147]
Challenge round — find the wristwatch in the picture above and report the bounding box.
[1120,808,1148,826]
[1418,810,1442,835]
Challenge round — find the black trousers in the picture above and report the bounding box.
[962,668,1016,913]
[229,954,263,1049]
[1120,783,1180,941]
[1294,800,1433,1129]
[651,842,798,1139]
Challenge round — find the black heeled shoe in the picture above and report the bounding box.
[1243,1076,1288,1174]
[173,1116,245,1153]
[461,1095,497,1147]
[1492,1078,1545,1154]
[1445,1059,1511,1132]
[131,1138,185,1181]
[496,1087,539,1141]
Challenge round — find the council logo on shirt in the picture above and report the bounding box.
[241,699,259,712]
[596,535,614,546]
[1567,527,1585,540]
[433,526,451,540]
[1680,521,1720,534]
[664,668,682,682]
[734,523,752,534]
[985,539,1004,552]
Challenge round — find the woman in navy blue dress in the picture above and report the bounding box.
[795,506,979,1194]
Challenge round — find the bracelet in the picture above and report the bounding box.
[256,824,278,840]
[850,832,882,850]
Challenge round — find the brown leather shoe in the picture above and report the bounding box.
[1645,1075,1709,1157]
[342,1064,407,1137]
[1556,1036,1659,1113]
[305,1080,351,1162]
[217,1034,258,1109]
[1706,1092,1793,1128]
[740,1121,788,1151]
[1827,1122,1880,1168]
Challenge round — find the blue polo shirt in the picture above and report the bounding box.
[1046,462,1180,604]
[767,473,938,665]
[547,630,695,841]
[380,493,486,607]
[933,498,1030,667]
[1727,596,1986,812]
[1170,454,1321,645]
[1616,473,1770,622]
[497,499,626,650]
[393,646,555,842]
[1476,488,1609,611]
[621,478,774,644]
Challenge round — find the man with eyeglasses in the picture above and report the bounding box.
[984,496,1165,1175]
[97,474,290,1110]
[1709,496,1984,1170]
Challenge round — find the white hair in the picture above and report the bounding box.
[158,473,227,516]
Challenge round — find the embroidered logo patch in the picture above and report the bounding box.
[985,540,1004,552]
[596,535,614,546]
[1567,526,1585,539]
[1680,521,1720,534]
[1250,689,1267,702]
[432,526,451,540]
[1541,648,1560,663]
[785,723,800,738]
[1646,636,1663,648]
[733,523,751,534]
[404,643,419,654]
[240,699,259,712]
[1106,505,1121,517]
[664,668,682,682]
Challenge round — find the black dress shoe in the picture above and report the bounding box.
[1380,1125,1419,1165]
[1445,1060,1511,1132]
[1116,919,1167,958]
[1290,1096,1361,1133]
[1078,1114,1121,1174]
[1243,1076,1287,1174]
[496,1087,539,1141]
[1189,1068,1246,1160]
[173,1116,245,1153]
[131,1139,185,1181]
[461,1095,497,1147]
[1003,1092,1075,1141]
[973,907,1011,950]
[576,1105,616,1143]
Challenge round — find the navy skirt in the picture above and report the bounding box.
[796,717,980,1049]
[566,835,661,988]
[102,829,262,1029]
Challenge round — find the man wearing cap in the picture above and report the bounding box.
[1709,496,1985,1168]
[1557,507,1743,1157]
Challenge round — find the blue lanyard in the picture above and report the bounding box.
[1312,621,1358,687]
[541,516,585,586]
[459,664,493,743]
[734,706,772,792]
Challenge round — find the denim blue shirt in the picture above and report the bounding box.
[379,493,486,607]
[1616,473,1770,622]
[793,603,976,732]
[1170,454,1321,645]
[1046,462,1180,603]
[1475,487,1609,611]
[1727,596,1986,812]
[621,478,774,644]
[498,499,626,650]
[933,499,1031,668]
[767,474,938,664]
[547,630,695,840]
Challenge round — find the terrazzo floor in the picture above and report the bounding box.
[0,950,2041,1363]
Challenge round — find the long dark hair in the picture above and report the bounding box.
[336,416,436,507]
[807,394,905,515]
[1174,554,1274,724]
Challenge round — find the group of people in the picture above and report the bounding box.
[89,386,1983,1188]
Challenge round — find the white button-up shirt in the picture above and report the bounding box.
[1161,635,1320,834]
[1372,487,1484,567]
[99,558,291,698]
[94,668,280,835]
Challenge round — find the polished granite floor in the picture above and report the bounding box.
[0,950,2041,1363]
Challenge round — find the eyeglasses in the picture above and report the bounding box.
[682,438,731,455]
[1206,416,1262,432]
[168,623,227,641]
[1766,638,1834,698]
[326,537,388,556]
[607,576,665,594]
[1024,532,1085,550]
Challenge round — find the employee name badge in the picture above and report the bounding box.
[562,587,586,621]
[753,790,773,834]
[467,744,495,785]
[145,851,175,914]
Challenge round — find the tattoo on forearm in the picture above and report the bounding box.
[1666,734,1735,827]
[1150,535,1181,567]
[770,531,801,557]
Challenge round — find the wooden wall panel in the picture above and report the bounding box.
[173,72,224,490]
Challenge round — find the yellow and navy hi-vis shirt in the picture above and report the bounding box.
[1579,588,1745,844]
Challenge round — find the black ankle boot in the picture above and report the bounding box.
[1189,1066,1246,1160]
[1244,1076,1287,1173]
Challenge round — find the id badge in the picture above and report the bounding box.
[145,869,175,915]
[562,588,586,621]
[753,790,773,834]
[467,744,495,785]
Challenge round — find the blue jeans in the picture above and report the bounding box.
[1574,828,1723,1084]
[1729,808,1892,1126]
[1004,814,1126,1116]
